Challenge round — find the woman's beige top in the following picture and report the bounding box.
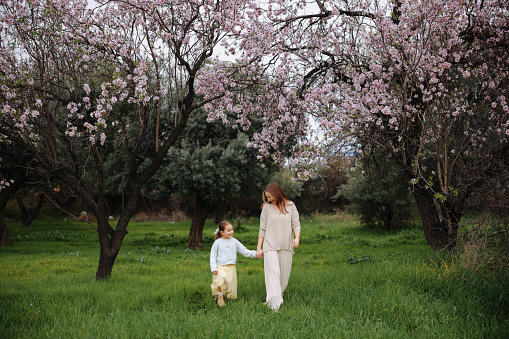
[259,201,301,252]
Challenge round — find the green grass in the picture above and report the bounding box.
[0,214,508,338]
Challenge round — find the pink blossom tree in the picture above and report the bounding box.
[2,0,508,280]
[0,0,262,279]
[199,0,509,249]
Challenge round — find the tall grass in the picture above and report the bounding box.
[1,215,508,338]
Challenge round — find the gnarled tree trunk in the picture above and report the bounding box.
[413,186,460,250]
[214,200,228,224]
[186,196,213,250]
[94,193,134,280]
[0,208,9,247]
[17,193,44,227]
[0,175,26,246]
[95,216,121,280]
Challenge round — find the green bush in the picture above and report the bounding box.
[335,164,416,230]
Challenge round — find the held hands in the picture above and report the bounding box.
[212,271,218,275]
[293,237,300,249]
[256,249,264,259]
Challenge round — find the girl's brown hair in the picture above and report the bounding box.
[215,220,232,240]
[262,182,290,214]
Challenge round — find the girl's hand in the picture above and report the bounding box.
[256,249,263,258]
[212,271,218,275]
[293,237,300,248]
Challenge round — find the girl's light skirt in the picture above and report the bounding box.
[211,264,237,299]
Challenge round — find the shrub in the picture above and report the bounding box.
[457,216,509,275]
[334,163,416,230]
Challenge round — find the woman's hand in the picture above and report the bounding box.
[212,271,218,275]
[256,249,264,258]
[293,237,300,248]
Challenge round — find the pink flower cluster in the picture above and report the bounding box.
[198,0,509,180]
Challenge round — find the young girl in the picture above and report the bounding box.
[210,220,257,307]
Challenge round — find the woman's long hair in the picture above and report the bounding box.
[262,182,290,214]
[215,220,231,240]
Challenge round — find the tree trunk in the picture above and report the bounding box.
[95,211,125,280]
[383,203,393,231]
[93,174,142,280]
[95,246,118,280]
[17,193,44,227]
[214,200,228,224]
[0,176,26,246]
[187,196,213,249]
[94,190,135,280]
[412,186,459,250]
[27,194,45,226]
[0,208,9,246]
[16,196,28,225]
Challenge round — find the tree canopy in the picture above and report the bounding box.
[147,109,276,249]
[0,0,292,278]
[200,0,509,249]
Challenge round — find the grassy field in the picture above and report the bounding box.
[0,214,508,338]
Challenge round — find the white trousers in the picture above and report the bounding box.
[264,250,293,310]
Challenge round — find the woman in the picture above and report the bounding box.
[256,182,301,311]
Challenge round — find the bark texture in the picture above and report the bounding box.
[17,193,44,227]
[186,196,213,249]
[413,186,459,250]
[0,176,26,246]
